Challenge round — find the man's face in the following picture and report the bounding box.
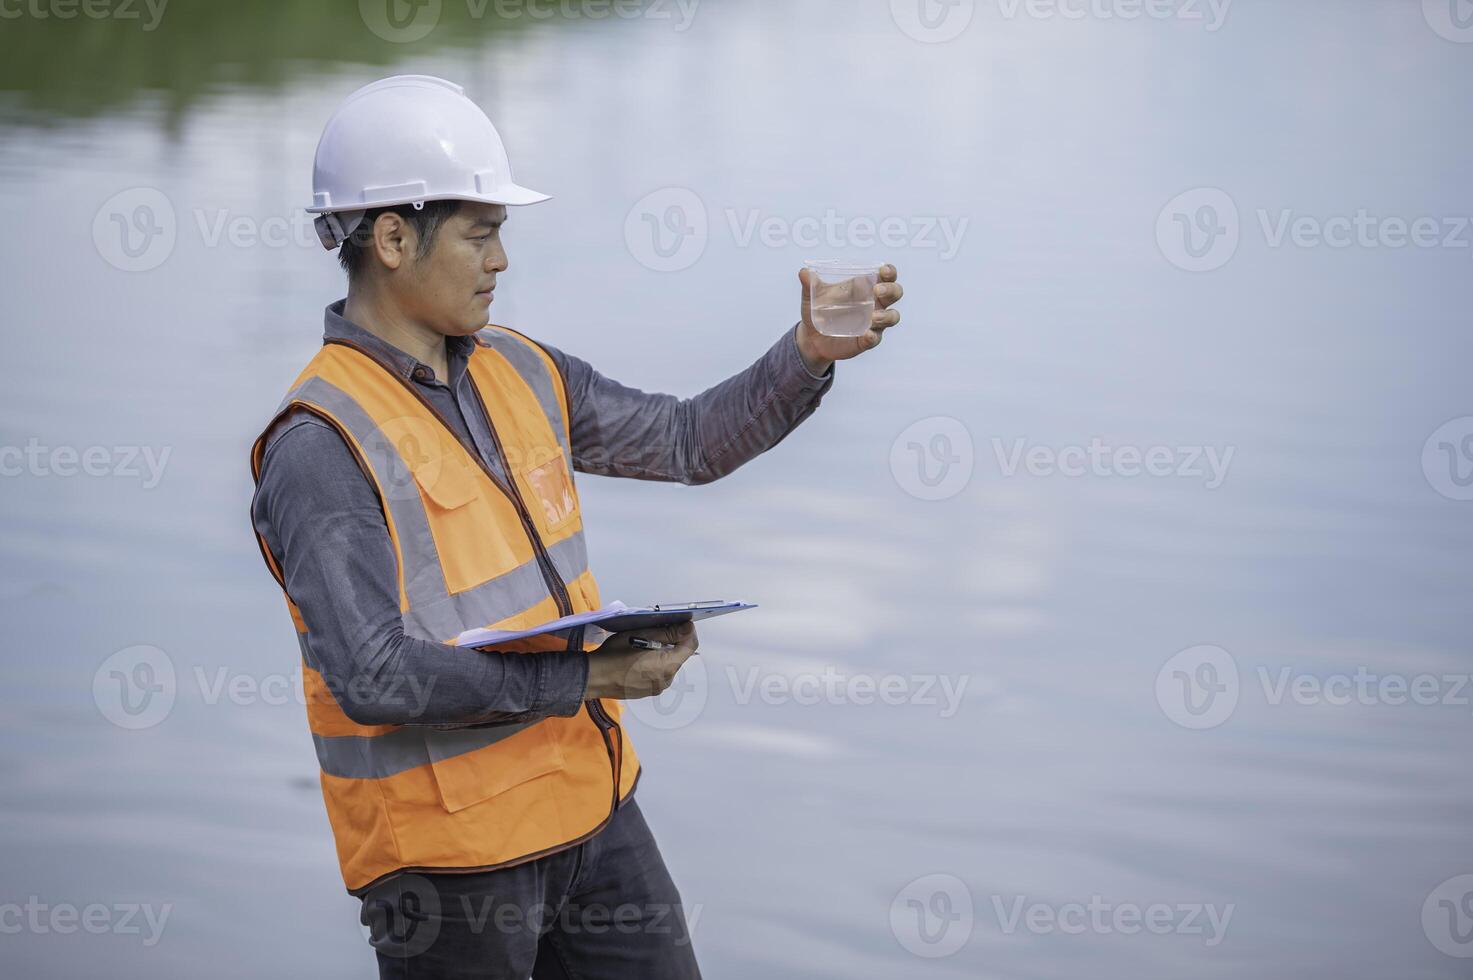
[395,201,509,336]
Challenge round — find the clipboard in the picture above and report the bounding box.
[452,600,756,648]
[592,600,756,634]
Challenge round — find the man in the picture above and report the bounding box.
[249,75,904,979]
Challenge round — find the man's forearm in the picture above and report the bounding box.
[321,628,590,728]
[549,322,835,484]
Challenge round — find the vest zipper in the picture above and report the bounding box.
[462,379,575,619]
[464,378,624,805]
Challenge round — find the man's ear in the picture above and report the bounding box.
[370,212,413,272]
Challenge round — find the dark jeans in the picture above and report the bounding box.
[360,797,702,979]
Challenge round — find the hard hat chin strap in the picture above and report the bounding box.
[313,210,368,250]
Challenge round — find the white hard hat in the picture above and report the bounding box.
[308,74,549,249]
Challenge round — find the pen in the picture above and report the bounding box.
[629,637,674,651]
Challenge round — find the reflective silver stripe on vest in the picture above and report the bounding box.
[402,530,588,640]
[541,524,588,592]
[282,376,450,616]
[313,722,534,780]
[280,376,589,641]
[477,329,572,467]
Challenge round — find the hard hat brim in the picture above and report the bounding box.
[483,182,552,207]
[306,184,551,214]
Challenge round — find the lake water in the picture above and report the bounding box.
[1,1,1471,977]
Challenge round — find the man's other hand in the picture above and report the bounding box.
[586,622,700,700]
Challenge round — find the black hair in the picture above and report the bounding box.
[337,199,463,280]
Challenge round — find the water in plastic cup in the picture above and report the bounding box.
[805,260,879,337]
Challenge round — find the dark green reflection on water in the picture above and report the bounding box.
[0,0,535,126]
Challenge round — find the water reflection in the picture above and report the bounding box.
[1,1,1471,978]
[0,0,541,124]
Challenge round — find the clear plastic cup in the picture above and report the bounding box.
[804,260,880,337]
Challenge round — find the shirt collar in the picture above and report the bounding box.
[322,299,477,383]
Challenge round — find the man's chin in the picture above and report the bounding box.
[451,311,491,335]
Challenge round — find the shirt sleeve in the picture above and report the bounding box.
[536,322,835,485]
[251,413,590,728]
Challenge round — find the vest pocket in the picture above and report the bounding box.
[520,454,579,535]
[425,721,566,813]
[413,451,522,596]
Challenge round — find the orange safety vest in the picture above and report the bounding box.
[250,326,639,894]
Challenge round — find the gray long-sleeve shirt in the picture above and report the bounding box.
[251,301,834,728]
